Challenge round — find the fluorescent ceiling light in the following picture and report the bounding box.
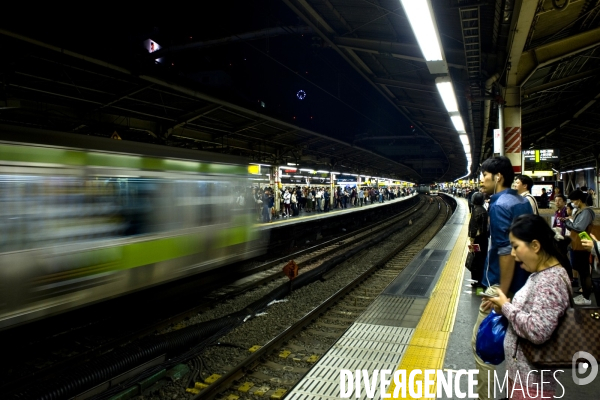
[287,162,298,166]
[451,115,466,133]
[435,80,459,112]
[459,135,469,145]
[400,0,443,61]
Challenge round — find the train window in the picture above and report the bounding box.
[0,168,246,254]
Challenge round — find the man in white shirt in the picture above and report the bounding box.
[514,174,539,215]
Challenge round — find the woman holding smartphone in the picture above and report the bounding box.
[485,214,571,399]
[564,189,595,305]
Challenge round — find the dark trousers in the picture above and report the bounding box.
[572,250,593,300]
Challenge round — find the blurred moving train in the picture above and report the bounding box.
[416,184,439,195]
[0,125,266,330]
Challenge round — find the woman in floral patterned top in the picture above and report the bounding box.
[486,214,571,399]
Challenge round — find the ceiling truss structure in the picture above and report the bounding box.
[2,0,600,181]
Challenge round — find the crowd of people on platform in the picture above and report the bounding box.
[463,156,599,399]
[249,185,415,223]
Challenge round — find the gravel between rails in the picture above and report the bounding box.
[133,204,445,400]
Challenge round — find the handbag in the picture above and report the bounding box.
[465,251,475,271]
[476,310,508,365]
[517,276,600,368]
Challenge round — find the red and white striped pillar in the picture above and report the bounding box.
[503,87,522,173]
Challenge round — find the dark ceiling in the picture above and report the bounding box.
[1,0,600,183]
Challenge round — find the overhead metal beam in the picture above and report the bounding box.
[535,91,600,142]
[505,0,540,87]
[395,101,447,115]
[166,104,223,138]
[282,0,451,178]
[522,68,600,97]
[0,26,423,179]
[517,26,600,86]
[150,26,313,58]
[372,77,437,93]
[333,37,466,69]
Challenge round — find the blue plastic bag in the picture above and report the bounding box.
[476,309,508,365]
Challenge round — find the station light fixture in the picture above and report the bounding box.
[435,77,458,113]
[402,0,473,177]
[400,0,447,74]
[450,115,466,133]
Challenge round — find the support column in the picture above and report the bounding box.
[330,172,335,208]
[503,86,522,173]
[273,166,281,214]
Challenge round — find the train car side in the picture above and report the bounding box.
[0,126,265,330]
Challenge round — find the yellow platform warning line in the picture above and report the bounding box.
[387,202,469,399]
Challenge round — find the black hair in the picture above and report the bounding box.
[568,189,586,201]
[510,214,571,271]
[566,202,575,211]
[555,194,566,202]
[471,192,485,206]
[481,156,514,185]
[515,174,534,191]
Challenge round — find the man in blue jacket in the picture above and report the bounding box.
[472,156,533,399]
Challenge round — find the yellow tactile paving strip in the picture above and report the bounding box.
[387,204,469,399]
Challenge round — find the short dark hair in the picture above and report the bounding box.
[515,174,534,191]
[555,194,566,202]
[472,192,485,206]
[568,189,586,201]
[567,202,575,210]
[481,156,514,185]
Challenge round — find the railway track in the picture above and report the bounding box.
[185,197,450,400]
[2,197,432,399]
[50,196,450,400]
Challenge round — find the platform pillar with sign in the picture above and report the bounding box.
[273,166,281,215]
[502,87,522,173]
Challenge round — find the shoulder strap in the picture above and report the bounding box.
[526,193,539,214]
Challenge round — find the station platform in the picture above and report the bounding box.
[254,193,419,230]
[287,198,598,399]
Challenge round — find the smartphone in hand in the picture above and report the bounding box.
[579,231,593,241]
[480,292,498,298]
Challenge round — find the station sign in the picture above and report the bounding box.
[523,149,559,171]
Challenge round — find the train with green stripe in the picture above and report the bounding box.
[0,125,267,330]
